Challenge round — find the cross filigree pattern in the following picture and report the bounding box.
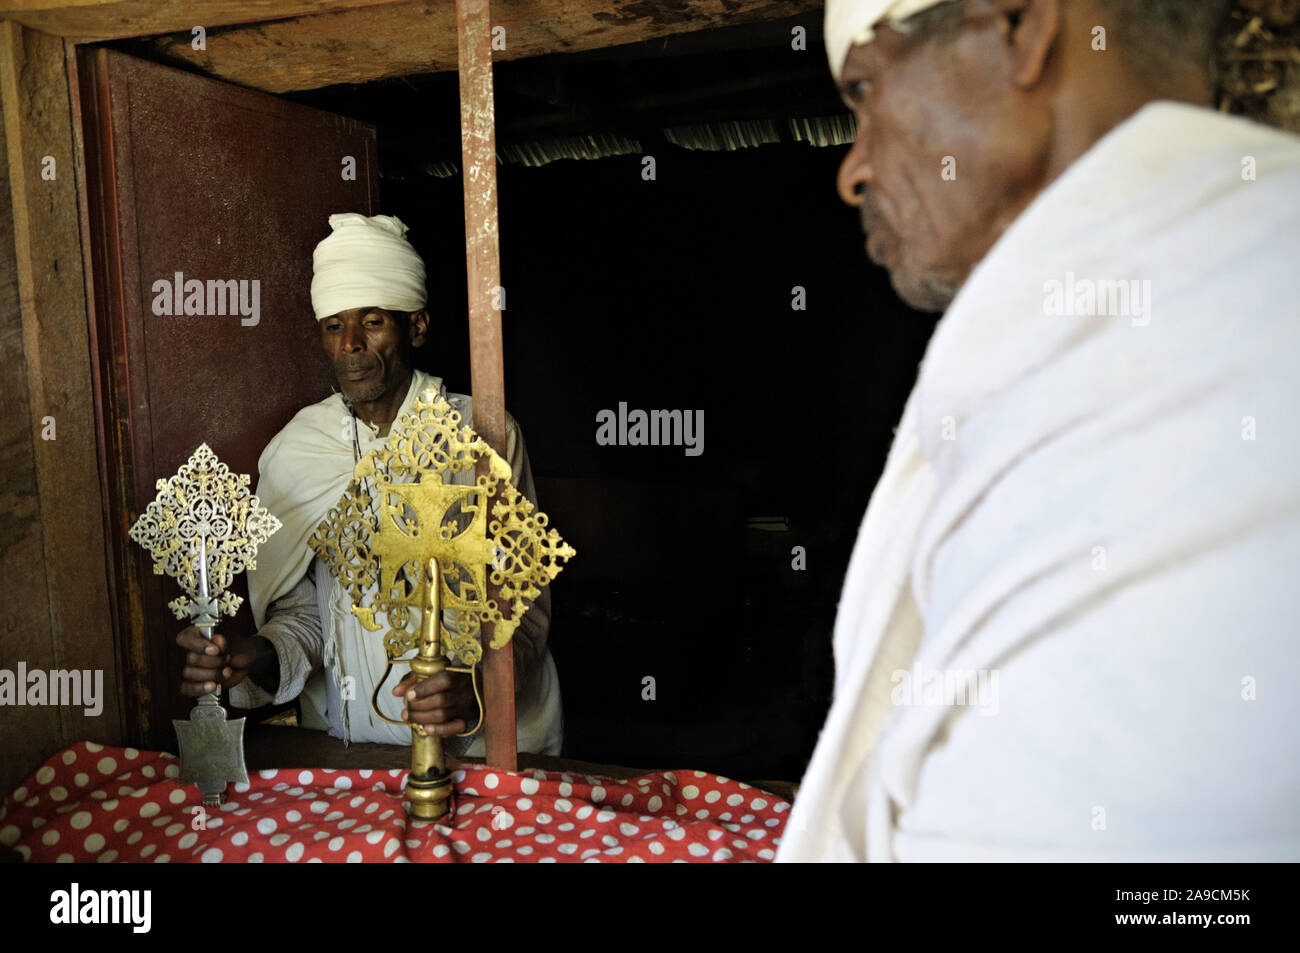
[308,390,576,667]
[128,443,282,621]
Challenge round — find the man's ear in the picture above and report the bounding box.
[409,308,430,349]
[990,0,1060,89]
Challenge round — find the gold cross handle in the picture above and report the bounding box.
[405,557,454,821]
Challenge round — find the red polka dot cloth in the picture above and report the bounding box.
[1,742,789,863]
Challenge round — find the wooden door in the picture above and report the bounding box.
[78,48,380,747]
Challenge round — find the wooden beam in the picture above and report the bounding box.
[126,0,820,93]
[0,22,121,790]
[457,0,514,772]
[0,0,402,41]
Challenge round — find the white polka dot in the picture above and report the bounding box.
[591,786,606,803]
[178,833,198,849]
[60,752,76,767]
[70,811,93,830]
[139,802,160,818]
[619,822,639,836]
[85,742,103,753]
[231,831,249,847]
[516,798,532,811]
[649,841,665,855]
[687,842,708,857]
[535,833,555,844]
[298,771,314,785]
[168,789,186,805]
[682,785,699,800]
[596,809,616,824]
[555,799,572,813]
[269,833,291,847]
[257,818,277,835]
[286,810,302,823]
[483,773,499,790]
[334,776,352,790]
[73,773,89,787]
[113,819,129,833]
[248,853,263,863]
[97,757,117,775]
[127,832,143,845]
[384,838,400,858]
[346,851,363,863]
[84,833,105,852]
[520,778,539,795]
[49,787,68,802]
[433,844,450,858]
[705,790,721,804]
[648,796,663,812]
[328,836,344,852]
[751,798,769,810]
[575,805,594,820]
[285,842,305,862]
[310,801,328,814]
[164,764,179,778]
[40,828,61,847]
[142,766,156,779]
[201,848,223,863]
[558,782,572,797]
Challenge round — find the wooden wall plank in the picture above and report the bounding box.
[0,20,121,793]
[1,0,401,41]
[127,0,820,93]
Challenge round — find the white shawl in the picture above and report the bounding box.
[777,102,1300,862]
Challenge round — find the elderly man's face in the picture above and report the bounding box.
[835,3,1050,312]
[320,307,428,403]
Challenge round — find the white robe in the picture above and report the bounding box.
[777,101,1300,861]
[237,369,563,756]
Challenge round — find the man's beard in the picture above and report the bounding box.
[892,268,960,314]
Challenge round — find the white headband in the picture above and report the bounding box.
[310,213,428,321]
[825,0,950,83]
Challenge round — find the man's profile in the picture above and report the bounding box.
[780,0,1300,861]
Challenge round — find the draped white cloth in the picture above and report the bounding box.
[777,102,1300,861]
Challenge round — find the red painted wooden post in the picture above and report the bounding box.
[456,0,516,771]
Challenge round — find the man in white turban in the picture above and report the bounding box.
[176,213,563,756]
[779,0,1300,861]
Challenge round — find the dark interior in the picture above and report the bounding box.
[115,15,938,781]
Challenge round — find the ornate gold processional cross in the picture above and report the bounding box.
[308,389,575,821]
[128,444,282,804]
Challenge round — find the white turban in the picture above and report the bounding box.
[825,0,949,83]
[310,213,428,321]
